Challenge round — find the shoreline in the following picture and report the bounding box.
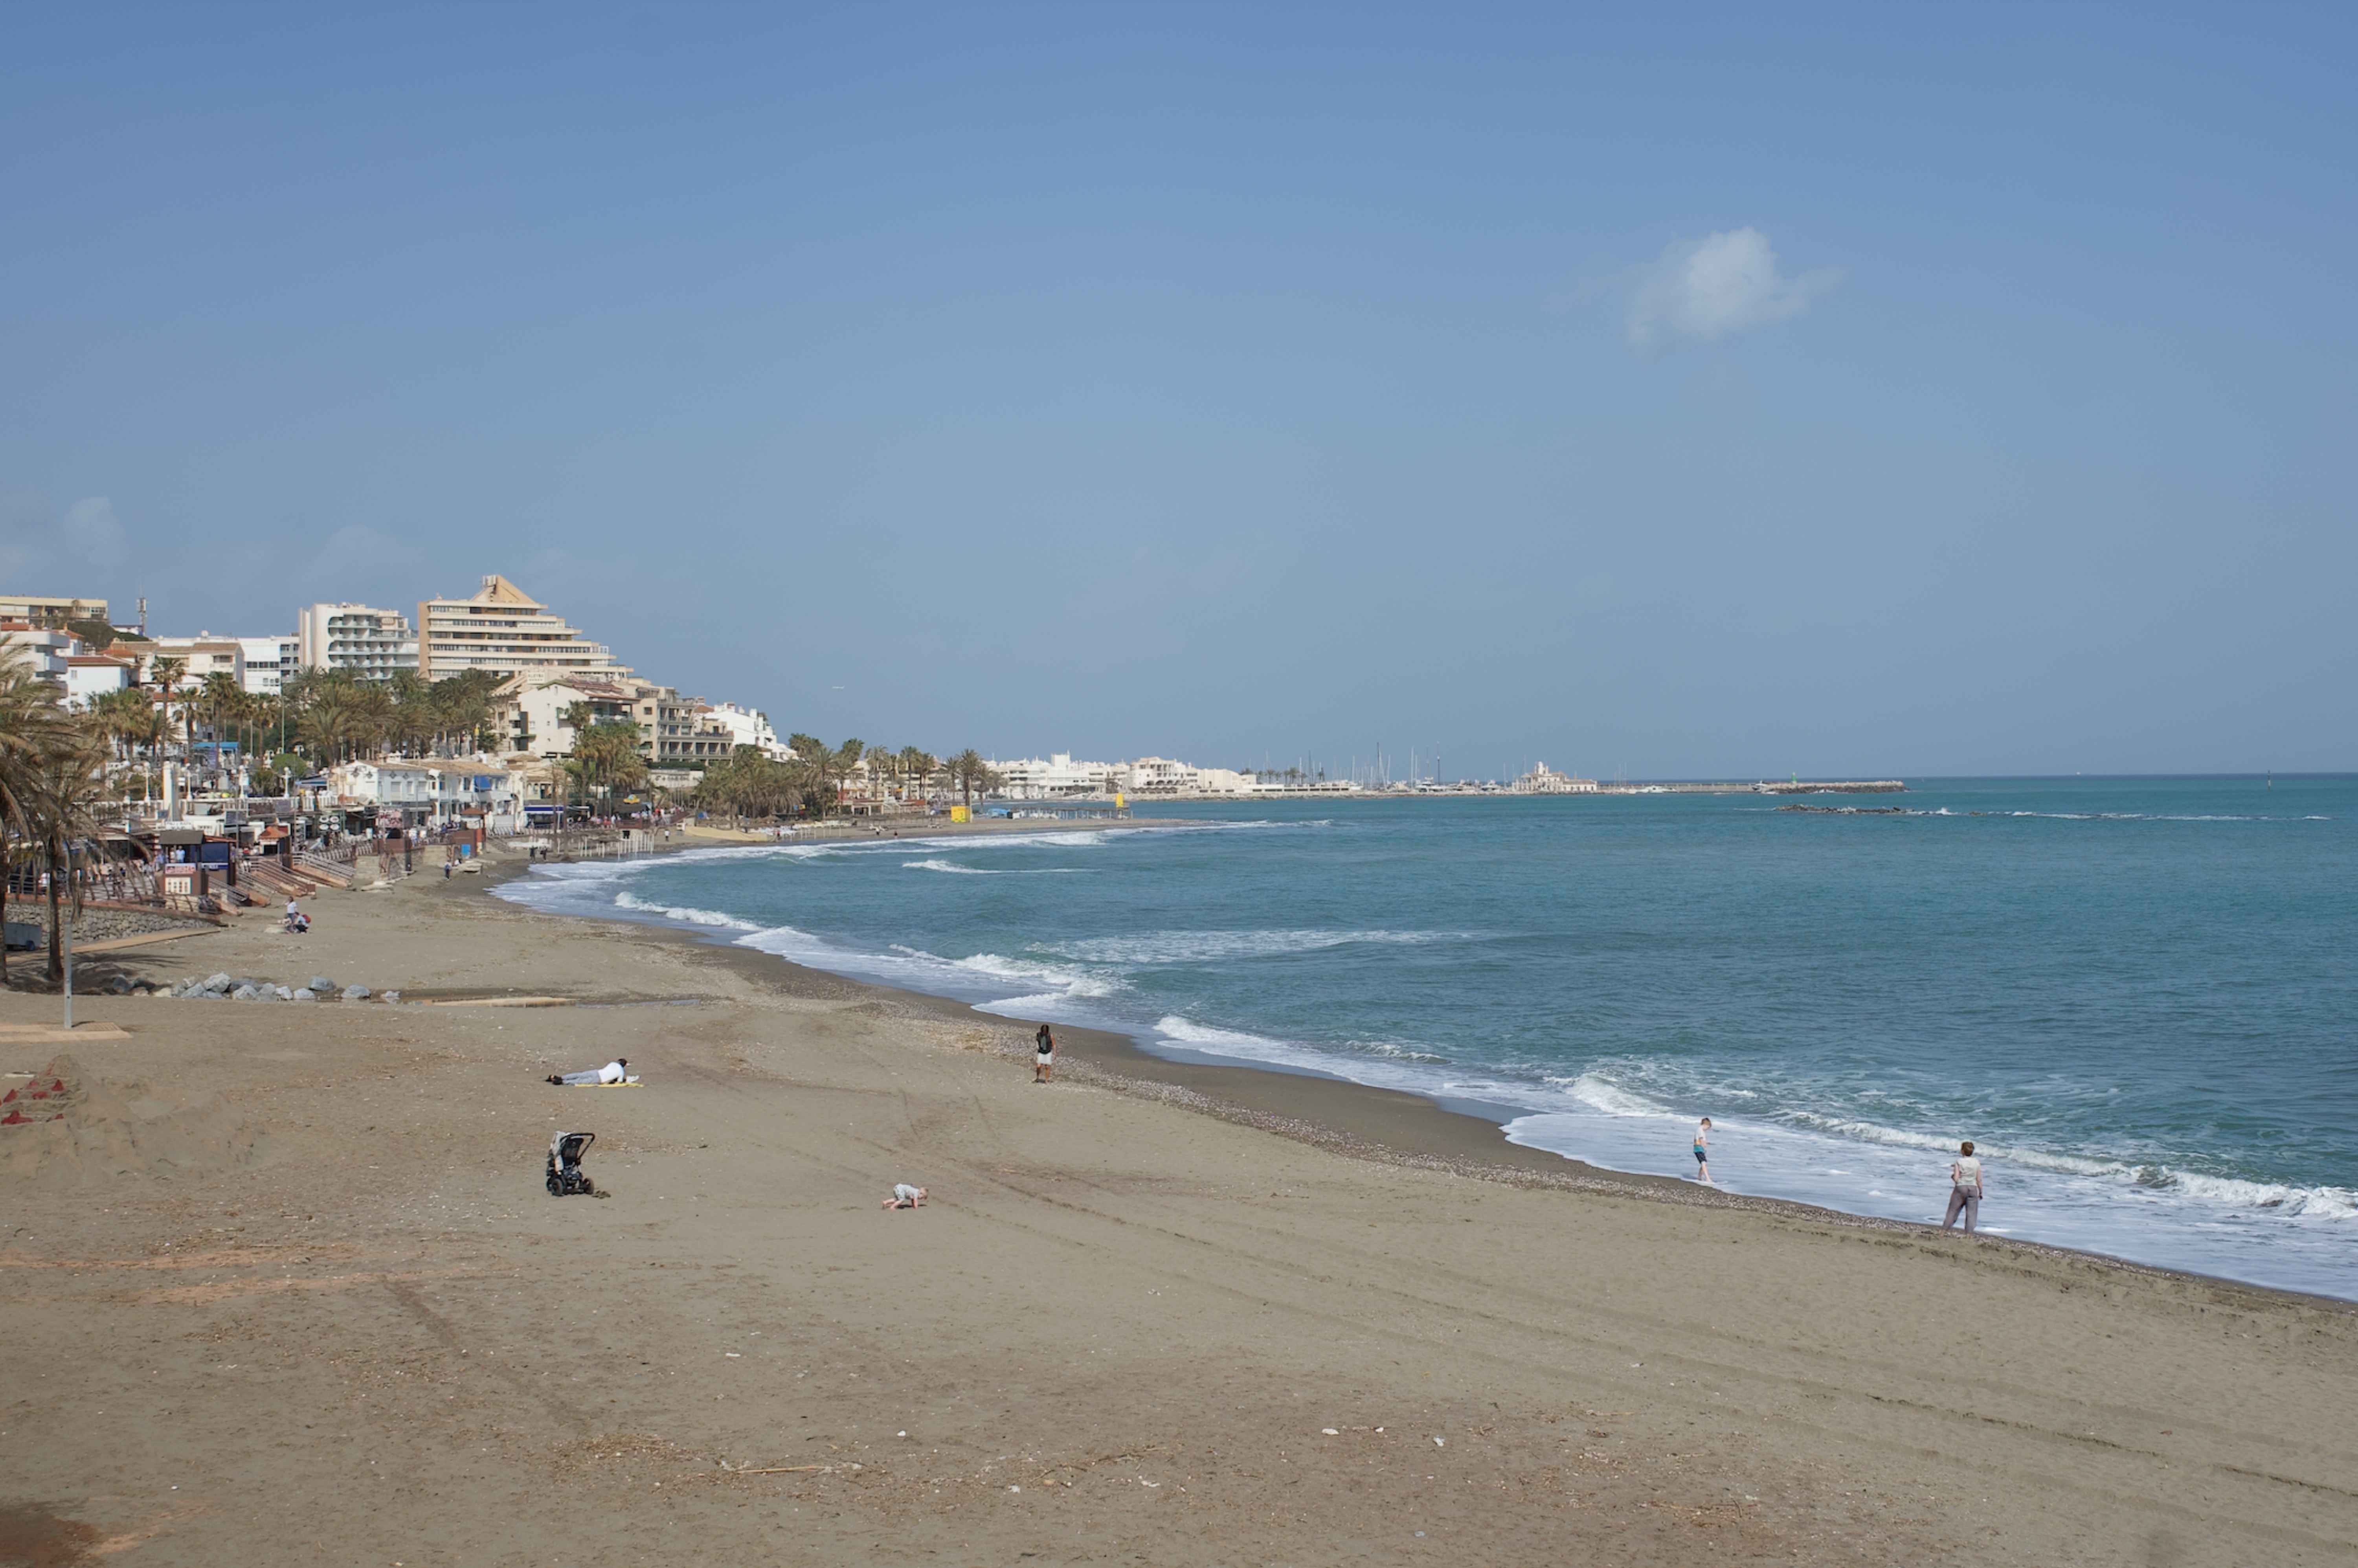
[13,841,2358,1564]
[483,845,2350,1313]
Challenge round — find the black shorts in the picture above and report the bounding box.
[1694,1148,1708,1164]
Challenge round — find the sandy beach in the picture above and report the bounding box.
[4,849,2353,1567]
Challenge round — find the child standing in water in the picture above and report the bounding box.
[1693,1117,1712,1182]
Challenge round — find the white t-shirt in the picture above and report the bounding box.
[598,1061,626,1084]
[1952,1155,1983,1189]
[893,1183,922,1203]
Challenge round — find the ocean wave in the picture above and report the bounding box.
[902,858,1089,875]
[1345,1037,1454,1064]
[1047,929,1467,965]
[944,950,1124,998]
[612,890,763,930]
[1153,1015,1298,1051]
[1776,1109,2130,1177]
[2131,1168,2358,1217]
[1544,1072,1675,1118]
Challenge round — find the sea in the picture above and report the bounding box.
[496,777,2358,1300]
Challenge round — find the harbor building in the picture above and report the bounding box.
[416,575,632,684]
[1513,763,1600,794]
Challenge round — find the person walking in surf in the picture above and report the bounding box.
[1693,1117,1712,1183]
[1034,1023,1056,1084]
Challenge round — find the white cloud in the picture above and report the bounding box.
[1626,228,1840,354]
[63,496,127,568]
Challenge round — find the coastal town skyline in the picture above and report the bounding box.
[7,7,2354,780]
[7,10,2353,1564]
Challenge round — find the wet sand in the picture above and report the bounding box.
[2,849,2352,1566]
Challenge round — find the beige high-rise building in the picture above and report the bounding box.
[416,575,633,684]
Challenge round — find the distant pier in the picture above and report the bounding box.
[1596,780,1906,795]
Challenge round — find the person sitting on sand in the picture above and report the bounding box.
[547,1058,629,1086]
[1693,1116,1712,1183]
[1943,1141,1984,1233]
[1034,1023,1055,1083]
[881,1183,927,1210]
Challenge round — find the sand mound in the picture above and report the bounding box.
[0,1053,261,1187]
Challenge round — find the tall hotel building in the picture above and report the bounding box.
[296,602,419,681]
[415,575,633,684]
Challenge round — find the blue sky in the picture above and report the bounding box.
[5,3,2352,775]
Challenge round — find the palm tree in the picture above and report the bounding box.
[21,727,108,985]
[785,734,829,816]
[198,670,242,775]
[865,742,898,805]
[896,746,932,804]
[297,679,366,764]
[146,655,186,767]
[830,738,865,815]
[0,645,68,986]
[949,749,998,809]
[84,687,148,775]
[568,722,648,806]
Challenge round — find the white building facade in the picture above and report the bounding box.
[238,635,301,695]
[297,603,419,681]
[148,635,244,691]
[327,759,524,828]
[416,575,630,684]
[0,624,77,682]
[63,654,135,707]
[987,753,1119,799]
[1513,763,1599,794]
[703,701,783,758]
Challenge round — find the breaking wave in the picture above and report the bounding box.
[1047,929,1468,965]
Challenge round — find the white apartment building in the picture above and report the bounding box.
[238,634,301,695]
[988,752,1119,799]
[63,654,135,707]
[1118,756,1199,794]
[148,635,244,690]
[0,622,77,681]
[650,695,736,767]
[0,595,109,631]
[327,759,524,827]
[495,676,643,759]
[492,674,733,768]
[1115,758,1264,795]
[702,701,783,758]
[297,602,419,681]
[416,575,632,684]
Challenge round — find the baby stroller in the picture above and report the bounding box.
[545,1131,596,1197]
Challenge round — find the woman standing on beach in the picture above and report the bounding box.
[1034,1024,1055,1084]
[1943,1141,1984,1233]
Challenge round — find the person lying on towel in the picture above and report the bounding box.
[547,1058,629,1086]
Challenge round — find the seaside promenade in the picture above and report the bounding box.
[2,849,2352,1566]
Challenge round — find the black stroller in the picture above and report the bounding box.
[545,1131,596,1197]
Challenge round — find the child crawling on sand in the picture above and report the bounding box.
[881,1183,928,1210]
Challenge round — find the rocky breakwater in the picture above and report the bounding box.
[165,972,403,1005]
